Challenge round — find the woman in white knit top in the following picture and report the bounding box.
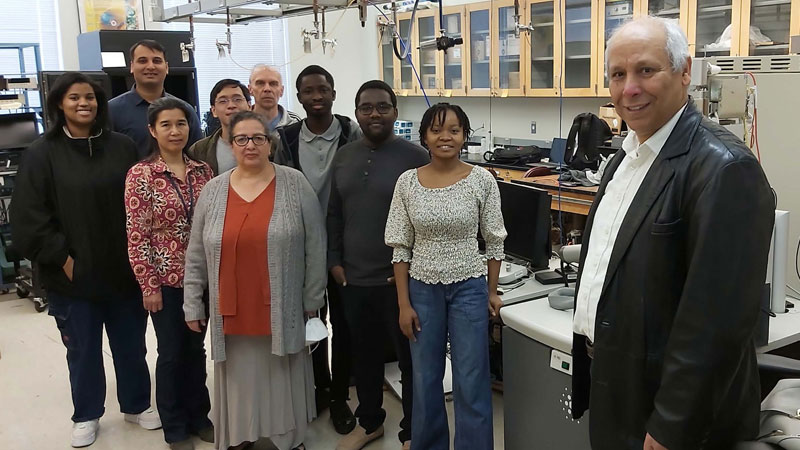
[385,103,507,450]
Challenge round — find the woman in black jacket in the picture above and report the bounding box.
[10,72,162,448]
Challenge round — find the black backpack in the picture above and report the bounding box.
[565,113,612,171]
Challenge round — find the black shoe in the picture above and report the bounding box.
[192,425,214,443]
[316,387,331,412]
[330,400,356,435]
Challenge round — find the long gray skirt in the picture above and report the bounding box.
[213,335,316,450]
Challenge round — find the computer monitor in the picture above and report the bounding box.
[768,210,790,313]
[497,180,552,270]
[550,138,567,166]
[0,113,40,150]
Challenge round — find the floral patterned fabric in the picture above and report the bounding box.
[124,155,213,297]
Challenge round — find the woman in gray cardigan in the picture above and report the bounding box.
[183,111,326,450]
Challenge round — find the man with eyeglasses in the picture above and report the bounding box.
[189,79,253,175]
[328,80,428,450]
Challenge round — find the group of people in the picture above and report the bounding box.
[12,13,779,450]
[11,38,506,450]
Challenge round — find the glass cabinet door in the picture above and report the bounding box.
[398,17,415,91]
[418,14,438,95]
[467,7,492,95]
[598,0,634,95]
[529,0,557,94]
[494,3,525,95]
[563,0,595,93]
[647,0,683,19]
[442,9,467,95]
[740,0,794,55]
[380,38,396,89]
[691,0,736,56]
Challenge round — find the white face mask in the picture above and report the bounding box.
[305,317,328,347]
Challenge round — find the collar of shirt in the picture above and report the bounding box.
[300,117,341,143]
[268,105,285,130]
[62,126,102,140]
[128,84,167,106]
[621,102,687,158]
[151,153,206,175]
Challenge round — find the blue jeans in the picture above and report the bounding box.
[408,276,493,450]
[47,291,151,423]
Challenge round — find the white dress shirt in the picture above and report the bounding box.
[573,104,687,341]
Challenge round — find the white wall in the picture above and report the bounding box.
[283,8,382,117]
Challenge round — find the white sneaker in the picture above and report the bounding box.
[123,407,162,430]
[71,419,99,448]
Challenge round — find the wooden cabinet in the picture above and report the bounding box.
[377,27,397,90]
[688,0,743,57]
[526,0,561,96]
[492,0,528,96]
[440,7,469,96]
[560,0,599,96]
[379,0,795,97]
[466,3,494,96]
[738,0,800,55]
[597,0,640,96]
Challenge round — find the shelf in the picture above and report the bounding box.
[565,18,592,25]
[472,29,491,34]
[652,7,680,16]
[531,56,555,61]
[752,43,789,50]
[565,54,591,59]
[531,21,555,27]
[752,0,791,6]
[697,4,733,13]
[605,13,632,20]
[446,62,464,66]
[500,54,522,59]
[421,63,437,67]
[472,60,491,64]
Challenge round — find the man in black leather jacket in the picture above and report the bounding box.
[571,16,775,450]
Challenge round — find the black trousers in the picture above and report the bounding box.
[340,284,412,443]
[47,290,151,423]
[150,287,212,443]
[312,275,351,405]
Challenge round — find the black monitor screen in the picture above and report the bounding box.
[0,113,40,150]
[497,180,552,270]
[550,138,567,165]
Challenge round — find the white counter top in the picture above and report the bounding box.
[501,298,574,353]
[501,296,800,355]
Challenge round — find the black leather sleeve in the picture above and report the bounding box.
[646,159,775,449]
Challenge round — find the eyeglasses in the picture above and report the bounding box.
[215,96,248,106]
[356,103,394,115]
[232,134,269,146]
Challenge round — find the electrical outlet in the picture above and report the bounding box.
[530,121,537,134]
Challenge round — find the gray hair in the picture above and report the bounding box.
[605,16,690,74]
[249,64,282,84]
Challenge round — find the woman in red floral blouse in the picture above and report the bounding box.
[124,97,214,450]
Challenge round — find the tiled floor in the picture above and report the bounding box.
[0,294,505,449]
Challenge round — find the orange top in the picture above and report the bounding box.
[219,180,276,335]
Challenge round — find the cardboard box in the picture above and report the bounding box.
[472,40,486,61]
[790,35,800,54]
[451,78,463,89]
[599,103,623,134]
[508,71,520,88]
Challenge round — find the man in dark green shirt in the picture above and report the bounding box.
[328,80,428,450]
